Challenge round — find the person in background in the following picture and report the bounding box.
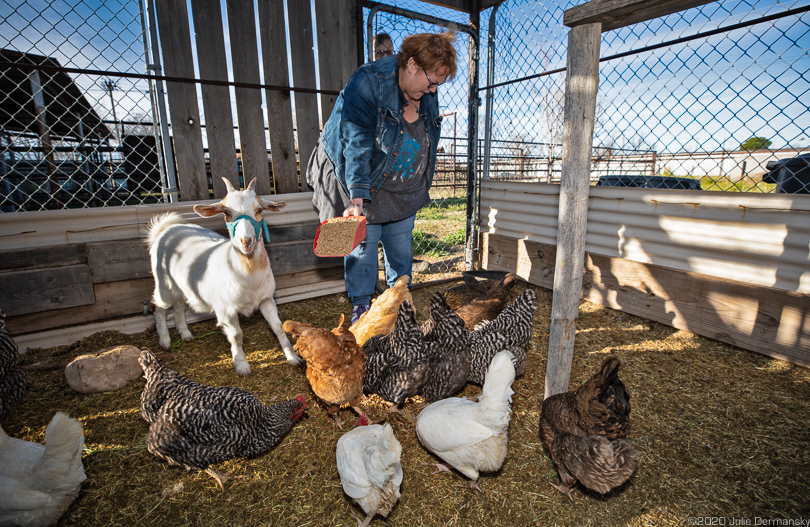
[373,32,394,61]
[306,32,457,323]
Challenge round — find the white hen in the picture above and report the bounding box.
[416,350,515,491]
[0,412,87,527]
[336,417,403,527]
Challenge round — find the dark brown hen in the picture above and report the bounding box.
[139,349,306,490]
[539,357,638,502]
[440,273,517,329]
[441,273,517,311]
[419,293,471,403]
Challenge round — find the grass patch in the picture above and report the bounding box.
[412,229,459,258]
[698,176,776,193]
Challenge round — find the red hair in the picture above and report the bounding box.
[398,32,458,80]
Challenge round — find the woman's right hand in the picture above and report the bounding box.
[343,200,364,217]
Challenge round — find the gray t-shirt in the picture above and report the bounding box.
[365,115,430,223]
[306,115,430,225]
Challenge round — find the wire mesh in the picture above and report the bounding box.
[482,0,810,193]
[0,0,160,212]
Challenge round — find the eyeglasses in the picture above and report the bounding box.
[424,69,445,88]
[375,49,394,57]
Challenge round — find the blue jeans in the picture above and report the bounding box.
[345,215,415,306]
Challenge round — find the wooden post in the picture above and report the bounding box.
[227,0,273,196]
[258,0,298,194]
[545,22,601,399]
[28,70,59,206]
[191,0,239,198]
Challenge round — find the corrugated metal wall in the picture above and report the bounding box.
[479,180,810,295]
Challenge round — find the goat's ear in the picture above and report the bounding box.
[222,177,236,192]
[260,198,287,213]
[193,202,227,217]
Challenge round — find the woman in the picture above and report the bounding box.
[307,32,457,323]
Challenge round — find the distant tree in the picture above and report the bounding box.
[739,136,772,151]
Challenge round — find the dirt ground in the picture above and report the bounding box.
[5,278,810,526]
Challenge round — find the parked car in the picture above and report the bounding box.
[595,175,702,190]
[761,153,810,194]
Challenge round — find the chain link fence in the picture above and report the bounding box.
[482,0,810,193]
[2,0,807,225]
[0,0,160,212]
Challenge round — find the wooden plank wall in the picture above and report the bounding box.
[154,0,360,198]
[2,221,345,337]
[483,232,810,368]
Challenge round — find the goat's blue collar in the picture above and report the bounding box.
[226,214,270,243]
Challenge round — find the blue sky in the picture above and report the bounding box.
[1,0,807,153]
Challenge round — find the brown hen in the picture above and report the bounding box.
[440,273,517,329]
[283,315,366,428]
[350,275,412,346]
[539,357,638,502]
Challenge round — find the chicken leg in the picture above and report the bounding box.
[204,468,247,492]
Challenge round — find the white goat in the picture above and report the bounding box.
[146,177,302,375]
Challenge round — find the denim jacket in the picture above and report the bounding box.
[320,54,443,203]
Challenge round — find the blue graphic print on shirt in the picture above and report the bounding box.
[391,134,420,181]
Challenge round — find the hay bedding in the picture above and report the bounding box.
[5,280,810,526]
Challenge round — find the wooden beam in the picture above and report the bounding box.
[191,0,240,198]
[0,264,94,317]
[227,0,273,195]
[0,244,86,272]
[484,233,810,368]
[86,240,152,283]
[258,0,299,194]
[28,70,59,206]
[546,22,601,399]
[564,0,716,31]
[154,0,208,200]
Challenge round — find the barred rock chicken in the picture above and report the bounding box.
[467,288,537,385]
[336,416,403,527]
[283,315,366,428]
[440,273,516,329]
[419,293,471,403]
[0,412,87,527]
[350,275,412,346]
[363,300,429,413]
[539,357,638,502]
[138,349,306,490]
[0,310,26,420]
[416,351,516,491]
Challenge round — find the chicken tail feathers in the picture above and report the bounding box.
[33,412,87,492]
[366,424,403,490]
[562,434,638,494]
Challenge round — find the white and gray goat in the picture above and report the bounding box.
[146,177,302,375]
